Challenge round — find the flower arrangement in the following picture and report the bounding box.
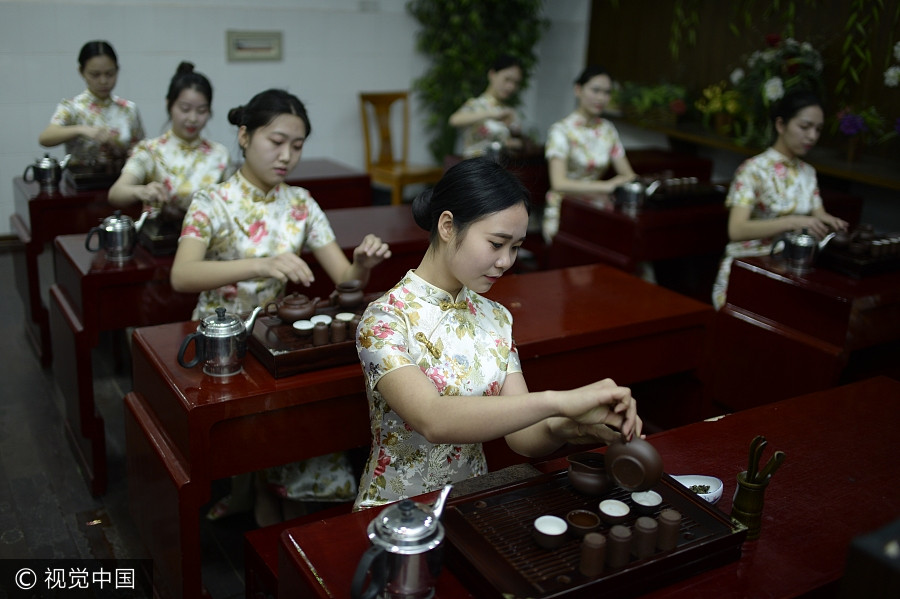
[836,105,896,146]
[695,81,742,134]
[884,41,900,88]
[728,34,825,148]
[616,81,687,125]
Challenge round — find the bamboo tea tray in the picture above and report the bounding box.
[443,469,747,598]
[248,294,378,378]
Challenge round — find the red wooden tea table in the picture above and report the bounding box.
[277,376,900,599]
[710,255,900,411]
[123,263,713,599]
[49,204,427,496]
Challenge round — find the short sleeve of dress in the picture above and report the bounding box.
[545,122,569,161]
[180,187,221,245]
[120,140,153,181]
[301,192,337,252]
[357,301,417,391]
[49,99,75,126]
[725,160,759,208]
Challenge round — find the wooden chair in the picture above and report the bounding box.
[359,91,444,205]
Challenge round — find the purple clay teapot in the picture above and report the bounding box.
[264,292,318,324]
[604,437,663,492]
[332,279,365,309]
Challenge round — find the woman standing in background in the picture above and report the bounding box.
[38,40,144,167]
[108,62,230,219]
[542,65,636,243]
[449,55,526,158]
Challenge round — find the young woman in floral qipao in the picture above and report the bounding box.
[38,41,144,167]
[542,65,637,243]
[170,88,392,525]
[108,62,230,218]
[711,91,848,309]
[449,55,525,158]
[353,158,643,510]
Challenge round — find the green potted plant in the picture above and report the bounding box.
[406,0,548,163]
[616,82,687,126]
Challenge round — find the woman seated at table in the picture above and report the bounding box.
[711,91,848,310]
[353,158,642,510]
[38,40,144,167]
[170,88,392,525]
[543,65,637,243]
[448,55,526,159]
[108,62,230,222]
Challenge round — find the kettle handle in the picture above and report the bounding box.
[177,331,204,369]
[23,164,35,182]
[85,227,103,253]
[350,545,389,599]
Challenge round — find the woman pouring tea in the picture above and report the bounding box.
[38,40,144,167]
[353,158,643,510]
[108,62,231,218]
[171,88,391,525]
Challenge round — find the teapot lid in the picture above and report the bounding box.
[36,153,59,167]
[199,307,244,338]
[367,499,444,554]
[102,210,135,232]
[790,228,817,246]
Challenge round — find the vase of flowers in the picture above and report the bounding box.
[695,81,742,136]
[729,34,825,148]
[836,106,895,162]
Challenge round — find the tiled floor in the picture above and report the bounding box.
[0,246,251,599]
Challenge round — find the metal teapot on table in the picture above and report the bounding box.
[85,210,150,263]
[352,485,452,599]
[177,306,263,377]
[23,153,71,193]
[770,228,836,272]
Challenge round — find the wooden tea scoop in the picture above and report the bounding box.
[747,435,767,483]
[757,450,786,482]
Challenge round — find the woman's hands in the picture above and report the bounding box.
[135,181,169,205]
[551,379,643,443]
[352,234,392,270]
[787,213,848,238]
[259,252,316,287]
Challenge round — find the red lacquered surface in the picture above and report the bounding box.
[278,376,900,599]
[284,157,371,209]
[125,263,712,599]
[11,177,141,365]
[710,256,900,411]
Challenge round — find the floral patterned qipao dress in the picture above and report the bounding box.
[543,112,626,241]
[182,169,358,505]
[456,93,521,158]
[712,147,822,309]
[354,270,523,510]
[121,129,230,212]
[48,90,144,166]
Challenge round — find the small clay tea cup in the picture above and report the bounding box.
[630,490,663,516]
[566,509,601,537]
[598,499,631,525]
[533,515,568,550]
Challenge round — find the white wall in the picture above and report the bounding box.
[1,0,594,235]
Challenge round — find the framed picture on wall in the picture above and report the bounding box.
[226,30,283,61]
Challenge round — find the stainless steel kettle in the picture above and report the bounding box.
[770,228,836,272]
[23,153,71,192]
[177,306,263,377]
[351,485,452,599]
[84,210,149,263]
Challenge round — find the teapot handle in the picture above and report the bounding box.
[23,164,35,182]
[350,545,389,599]
[85,227,103,253]
[177,331,204,369]
[264,301,279,318]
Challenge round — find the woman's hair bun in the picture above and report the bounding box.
[176,61,195,75]
[411,188,434,232]
[227,105,245,126]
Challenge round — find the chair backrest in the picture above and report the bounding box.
[359,91,409,170]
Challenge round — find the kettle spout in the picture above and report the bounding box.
[645,179,661,197]
[59,153,72,171]
[431,484,453,521]
[818,231,836,250]
[134,210,151,233]
[243,305,263,334]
